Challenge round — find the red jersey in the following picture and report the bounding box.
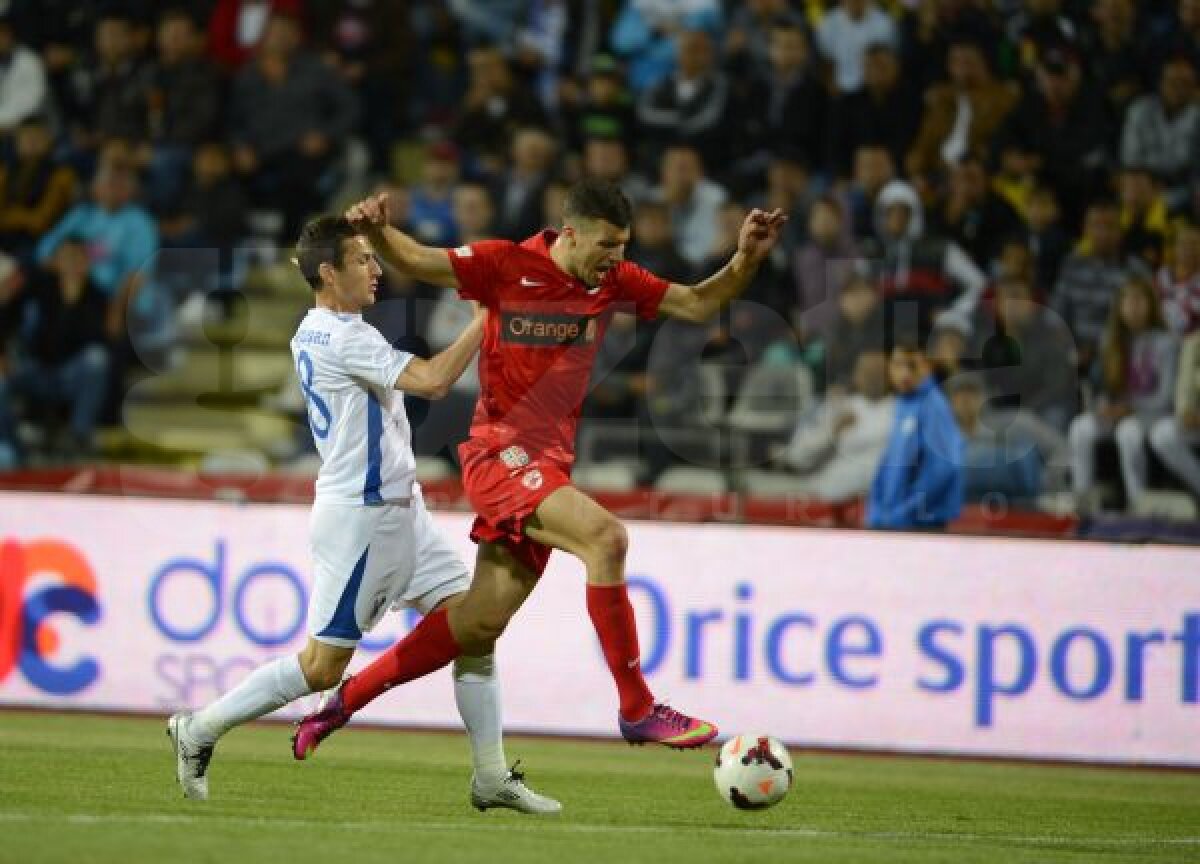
[447,230,669,462]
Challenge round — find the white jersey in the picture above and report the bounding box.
[290,307,416,504]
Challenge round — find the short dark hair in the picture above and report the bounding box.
[563,178,632,228]
[294,216,359,291]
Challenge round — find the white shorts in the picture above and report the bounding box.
[307,493,470,648]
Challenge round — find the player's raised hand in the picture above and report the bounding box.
[737,208,787,263]
[345,193,390,231]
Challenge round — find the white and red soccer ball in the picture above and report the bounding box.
[713,733,794,810]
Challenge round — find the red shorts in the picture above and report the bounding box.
[459,441,572,576]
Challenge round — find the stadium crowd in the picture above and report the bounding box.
[0,0,1198,520]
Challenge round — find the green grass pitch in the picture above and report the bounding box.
[1,710,1198,864]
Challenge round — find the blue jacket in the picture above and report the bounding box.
[867,375,964,529]
[36,203,158,297]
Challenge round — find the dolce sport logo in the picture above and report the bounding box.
[0,539,102,695]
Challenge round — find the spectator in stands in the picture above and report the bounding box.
[1120,57,1200,211]
[445,0,527,48]
[1118,166,1170,269]
[738,21,826,184]
[6,236,109,459]
[1006,0,1079,76]
[625,197,693,284]
[840,144,895,239]
[310,0,412,173]
[36,153,158,344]
[864,179,987,337]
[776,348,894,502]
[1158,221,1200,336]
[906,38,1019,188]
[756,154,813,260]
[610,0,722,93]
[1023,185,1069,296]
[142,8,222,211]
[867,331,964,530]
[1068,276,1178,509]
[492,126,557,242]
[228,10,358,238]
[898,0,1001,95]
[655,144,727,270]
[928,314,973,381]
[447,182,494,258]
[1053,198,1149,375]
[158,142,250,299]
[934,155,1024,269]
[0,115,78,261]
[792,195,859,345]
[76,11,156,147]
[947,372,1045,505]
[208,0,304,71]
[635,28,730,172]
[407,141,461,247]
[0,253,21,467]
[723,0,805,79]
[1143,0,1200,81]
[825,272,885,393]
[0,9,48,135]
[1149,342,1200,503]
[454,45,546,175]
[815,0,898,95]
[980,274,1078,432]
[1083,0,1142,123]
[562,55,636,151]
[509,0,572,114]
[826,42,919,180]
[582,135,649,203]
[999,46,1112,228]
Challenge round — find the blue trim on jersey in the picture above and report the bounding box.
[317,546,369,641]
[364,391,383,505]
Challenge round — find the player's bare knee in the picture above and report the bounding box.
[470,611,510,648]
[592,518,629,568]
[297,648,349,691]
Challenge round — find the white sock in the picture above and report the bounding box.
[190,655,311,745]
[453,654,507,787]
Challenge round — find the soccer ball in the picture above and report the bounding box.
[713,733,793,810]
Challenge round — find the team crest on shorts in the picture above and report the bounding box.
[522,469,544,490]
[499,445,530,469]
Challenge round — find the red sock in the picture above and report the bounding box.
[586,583,654,722]
[341,608,461,713]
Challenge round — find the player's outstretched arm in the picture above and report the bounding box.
[656,208,786,323]
[346,193,460,291]
[394,303,486,400]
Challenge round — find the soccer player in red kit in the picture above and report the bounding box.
[294,179,785,757]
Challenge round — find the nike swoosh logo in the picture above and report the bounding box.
[520,277,544,287]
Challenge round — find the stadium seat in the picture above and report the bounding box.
[1133,490,1199,522]
[727,364,814,435]
[415,456,455,483]
[128,349,295,404]
[654,465,729,494]
[573,461,641,492]
[737,468,806,498]
[200,448,270,475]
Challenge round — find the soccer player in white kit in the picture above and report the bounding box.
[167,215,559,814]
